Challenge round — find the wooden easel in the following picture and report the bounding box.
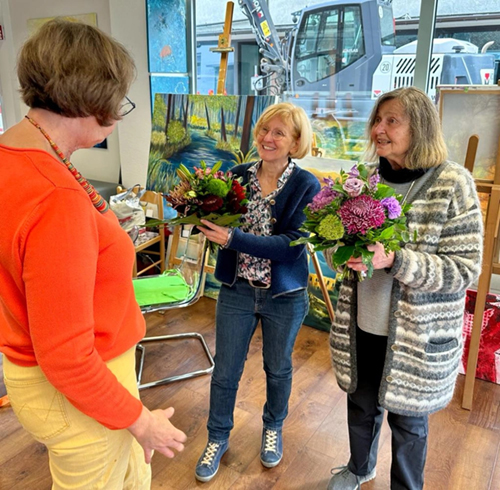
[210,1,234,95]
[462,134,500,409]
[308,244,335,322]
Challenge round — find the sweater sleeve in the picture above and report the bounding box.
[20,189,142,430]
[228,176,320,262]
[391,168,483,293]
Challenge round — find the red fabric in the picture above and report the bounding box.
[461,289,500,384]
[0,144,145,429]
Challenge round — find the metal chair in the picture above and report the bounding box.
[133,226,214,390]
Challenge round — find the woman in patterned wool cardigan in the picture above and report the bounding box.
[325,87,483,490]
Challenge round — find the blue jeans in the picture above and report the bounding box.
[207,278,309,441]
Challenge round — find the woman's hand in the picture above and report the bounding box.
[127,406,187,464]
[197,219,230,246]
[346,242,395,272]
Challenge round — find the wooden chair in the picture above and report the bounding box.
[116,186,166,277]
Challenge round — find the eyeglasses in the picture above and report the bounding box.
[119,96,136,117]
[257,127,288,141]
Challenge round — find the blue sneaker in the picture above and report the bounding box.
[260,428,283,468]
[195,440,229,482]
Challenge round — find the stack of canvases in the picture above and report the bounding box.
[460,289,500,384]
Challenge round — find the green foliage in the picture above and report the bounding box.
[167,120,187,144]
[231,146,258,165]
[146,151,179,194]
[152,95,167,130]
[151,130,166,147]
[189,114,207,128]
[215,140,233,152]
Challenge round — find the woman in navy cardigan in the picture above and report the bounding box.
[195,102,320,482]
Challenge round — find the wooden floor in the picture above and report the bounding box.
[2,296,500,489]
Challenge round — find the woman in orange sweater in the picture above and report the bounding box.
[0,19,186,489]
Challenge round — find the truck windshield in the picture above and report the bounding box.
[380,4,395,46]
[295,6,365,83]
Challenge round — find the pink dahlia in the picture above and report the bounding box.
[339,195,386,235]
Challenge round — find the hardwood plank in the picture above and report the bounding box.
[2,298,500,490]
[446,424,499,490]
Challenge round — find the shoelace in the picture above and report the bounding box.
[200,442,220,465]
[263,429,278,452]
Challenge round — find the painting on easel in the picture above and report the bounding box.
[147,93,276,194]
[146,92,341,331]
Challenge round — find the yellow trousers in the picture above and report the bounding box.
[3,348,151,490]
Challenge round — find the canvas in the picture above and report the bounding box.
[147,93,277,193]
[439,86,500,181]
[147,0,187,74]
[147,93,346,330]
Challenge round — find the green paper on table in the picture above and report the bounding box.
[133,271,190,306]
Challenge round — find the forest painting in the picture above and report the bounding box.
[147,93,276,194]
[146,93,338,332]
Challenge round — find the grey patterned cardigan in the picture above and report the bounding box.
[325,161,483,416]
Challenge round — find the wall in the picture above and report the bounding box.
[0,0,152,186]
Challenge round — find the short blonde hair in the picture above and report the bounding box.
[365,87,448,169]
[18,18,136,127]
[253,102,312,159]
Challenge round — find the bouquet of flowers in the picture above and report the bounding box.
[291,163,415,280]
[145,160,249,253]
[165,160,248,227]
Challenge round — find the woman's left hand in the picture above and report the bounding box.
[197,219,229,246]
[346,242,395,272]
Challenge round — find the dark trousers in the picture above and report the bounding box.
[347,327,428,490]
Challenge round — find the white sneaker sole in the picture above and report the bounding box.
[195,467,219,483]
[260,456,283,468]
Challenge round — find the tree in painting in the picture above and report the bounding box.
[147,94,276,194]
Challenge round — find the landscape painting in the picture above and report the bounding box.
[147,93,276,194]
[146,93,341,332]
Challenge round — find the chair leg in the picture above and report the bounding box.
[136,333,214,390]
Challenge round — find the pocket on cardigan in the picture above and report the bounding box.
[424,337,459,354]
[5,377,70,441]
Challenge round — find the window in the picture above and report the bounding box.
[295,9,340,83]
[196,43,234,94]
[341,6,366,70]
[380,4,395,46]
[295,6,367,84]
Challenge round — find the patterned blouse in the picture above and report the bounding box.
[237,160,296,284]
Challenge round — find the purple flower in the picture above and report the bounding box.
[323,177,335,187]
[343,178,364,197]
[308,186,338,211]
[369,171,380,189]
[339,195,386,235]
[348,165,360,178]
[381,197,402,219]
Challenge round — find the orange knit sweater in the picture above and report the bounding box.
[0,144,145,430]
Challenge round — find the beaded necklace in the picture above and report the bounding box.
[25,115,109,213]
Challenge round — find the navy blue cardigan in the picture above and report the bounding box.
[215,162,321,297]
